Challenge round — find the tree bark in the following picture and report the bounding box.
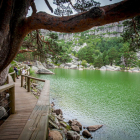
[0,65,10,86]
[24,0,140,33]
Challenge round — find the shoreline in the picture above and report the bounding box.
[55,66,140,73]
[48,99,103,140]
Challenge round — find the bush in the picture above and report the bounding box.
[81,60,87,67]
[9,67,14,73]
[30,68,36,77]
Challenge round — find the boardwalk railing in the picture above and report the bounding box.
[8,67,27,82]
[0,83,15,115]
[19,70,50,140]
[8,71,16,82]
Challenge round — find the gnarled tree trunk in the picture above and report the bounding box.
[0,66,10,86]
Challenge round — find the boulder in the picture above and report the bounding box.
[114,67,121,71]
[100,66,106,70]
[49,130,62,140]
[54,109,63,115]
[71,125,80,133]
[42,62,46,68]
[34,61,54,74]
[82,130,91,138]
[64,66,69,69]
[46,64,55,69]
[132,70,139,72]
[89,65,95,70]
[86,63,90,67]
[65,63,73,67]
[60,64,65,68]
[31,66,38,72]
[87,125,103,132]
[0,106,8,119]
[60,121,67,128]
[131,68,140,72]
[67,131,80,140]
[79,65,84,68]
[70,65,78,69]
[71,120,82,129]
[106,65,115,71]
[37,69,54,74]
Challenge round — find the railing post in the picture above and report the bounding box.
[14,72,16,82]
[27,77,30,92]
[26,76,28,90]
[9,86,15,114]
[7,76,9,84]
[29,68,30,75]
[20,69,22,76]
[21,75,23,87]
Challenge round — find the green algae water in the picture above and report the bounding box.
[37,69,140,140]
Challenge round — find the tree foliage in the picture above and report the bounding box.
[122,16,140,51]
[16,31,70,63]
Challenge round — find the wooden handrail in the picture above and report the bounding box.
[9,71,16,82]
[0,83,15,114]
[0,83,14,92]
[22,75,45,82]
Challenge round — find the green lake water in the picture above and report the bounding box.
[37,68,140,140]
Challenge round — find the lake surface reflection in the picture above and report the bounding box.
[37,69,140,140]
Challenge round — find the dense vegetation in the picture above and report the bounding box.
[15,32,71,64]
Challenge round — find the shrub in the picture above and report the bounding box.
[30,68,36,77]
[81,60,87,67]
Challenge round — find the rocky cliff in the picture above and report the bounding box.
[57,21,124,40]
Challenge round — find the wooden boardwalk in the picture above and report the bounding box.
[0,77,37,140]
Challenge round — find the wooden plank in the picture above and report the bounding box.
[0,131,22,135]
[0,74,49,140]
[0,83,14,92]
[0,135,19,139]
[18,80,50,140]
[21,75,45,82]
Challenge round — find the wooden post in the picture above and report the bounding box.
[29,68,30,75]
[7,76,9,84]
[9,86,15,114]
[26,76,28,90]
[14,72,16,82]
[21,75,23,87]
[20,69,22,75]
[27,77,30,92]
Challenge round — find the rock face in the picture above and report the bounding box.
[34,61,54,74]
[82,130,91,138]
[49,130,62,140]
[67,131,80,140]
[87,125,103,132]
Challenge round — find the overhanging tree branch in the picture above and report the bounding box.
[23,0,140,34]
